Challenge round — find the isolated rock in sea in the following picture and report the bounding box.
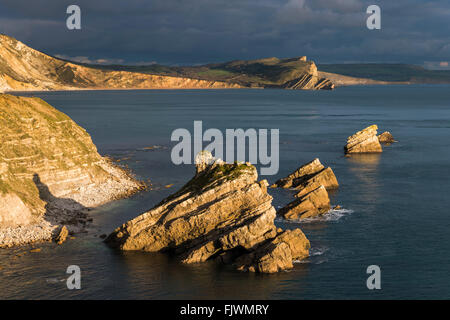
[345,125,383,154]
[378,131,396,144]
[55,226,69,245]
[0,94,141,247]
[278,185,331,220]
[106,151,310,273]
[271,158,339,192]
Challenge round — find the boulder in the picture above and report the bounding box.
[55,226,69,245]
[378,131,396,144]
[234,229,310,273]
[345,125,382,154]
[106,152,310,273]
[271,158,338,192]
[278,185,331,220]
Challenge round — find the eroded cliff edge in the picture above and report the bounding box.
[0,94,141,247]
[106,152,310,273]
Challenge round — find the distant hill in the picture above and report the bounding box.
[0,34,240,91]
[318,64,450,84]
[76,56,335,90]
[2,34,448,92]
[0,34,333,91]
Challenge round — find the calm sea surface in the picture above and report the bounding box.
[1,86,450,299]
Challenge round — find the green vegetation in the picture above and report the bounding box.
[79,56,317,88]
[164,162,253,203]
[80,58,450,86]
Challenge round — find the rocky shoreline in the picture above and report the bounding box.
[0,159,142,248]
[0,94,143,248]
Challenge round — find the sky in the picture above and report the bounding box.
[0,0,449,68]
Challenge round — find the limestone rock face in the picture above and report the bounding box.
[271,158,338,192]
[0,94,141,247]
[106,152,310,273]
[345,125,383,154]
[378,131,396,144]
[281,62,334,90]
[278,186,331,220]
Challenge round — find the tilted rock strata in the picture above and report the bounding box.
[378,131,396,144]
[278,185,331,220]
[345,125,383,154]
[271,158,339,192]
[281,62,334,90]
[0,94,141,247]
[106,155,310,273]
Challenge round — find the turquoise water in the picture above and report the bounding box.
[1,86,450,299]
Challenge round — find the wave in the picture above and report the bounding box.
[276,206,353,224]
[293,246,329,264]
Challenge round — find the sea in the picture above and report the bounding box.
[1,85,450,299]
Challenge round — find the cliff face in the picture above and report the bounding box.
[0,35,240,91]
[0,94,140,246]
[198,56,334,90]
[280,61,334,90]
[106,152,310,273]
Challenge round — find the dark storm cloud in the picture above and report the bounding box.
[0,0,448,65]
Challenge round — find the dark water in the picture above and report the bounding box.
[1,86,450,299]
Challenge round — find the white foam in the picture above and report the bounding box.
[293,247,329,264]
[276,206,353,224]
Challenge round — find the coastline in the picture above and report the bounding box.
[0,158,143,248]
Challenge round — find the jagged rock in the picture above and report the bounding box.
[378,131,396,144]
[345,125,383,154]
[271,158,339,193]
[0,94,141,247]
[106,151,310,273]
[234,229,310,273]
[278,186,331,220]
[55,226,69,245]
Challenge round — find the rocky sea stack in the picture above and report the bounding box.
[344,125,383,154]
[106,151,310,273]
[378,131,396,144]
[273,158,338,220]
[0,94,142,247]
